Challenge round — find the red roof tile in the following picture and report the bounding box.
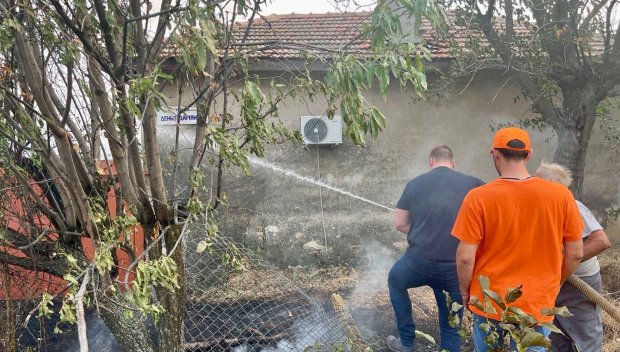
[233,12,373,58]
[232,11,605,60]
[232,11,490,59]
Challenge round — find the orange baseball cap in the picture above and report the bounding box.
[492,127,531,151]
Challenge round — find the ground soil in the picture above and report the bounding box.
[287,266,474,351]
[287,248,620,352]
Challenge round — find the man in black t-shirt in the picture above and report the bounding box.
[387,145,484,352]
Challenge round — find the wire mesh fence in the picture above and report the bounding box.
[182,219,351,351]
[181,217,458,352]
[2,214,453,351]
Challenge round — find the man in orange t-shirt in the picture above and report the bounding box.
[451,127,584,351]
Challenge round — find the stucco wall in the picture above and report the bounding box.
[157,69,620,267]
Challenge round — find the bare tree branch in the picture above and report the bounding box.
[48,0,115,79]
[88,58,142,217]
[93,0,120,70]
[581,0,610,32]
[504,0,514,41]
[146,0,174,64]
[10,163,69,232]
[0,250,71,278]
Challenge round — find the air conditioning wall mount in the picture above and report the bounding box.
[300,115,343,145]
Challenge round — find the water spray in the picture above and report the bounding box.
[248,157,394,212]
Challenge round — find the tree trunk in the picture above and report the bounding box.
[157,224,186,352]
[98,293,156,352]
[551,88,599,199]
[553,125,586,196]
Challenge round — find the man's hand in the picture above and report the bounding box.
[461,291,470,310]
[456,241,478,310]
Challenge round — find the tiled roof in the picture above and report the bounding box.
[232,12,373,59]
[232,11,605,60]
[231,11,495,60]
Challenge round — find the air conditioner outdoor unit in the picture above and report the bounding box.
[300,115,343,145]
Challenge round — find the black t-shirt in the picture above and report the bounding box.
[396,166,484,261]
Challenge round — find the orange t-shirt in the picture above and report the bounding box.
[452,177,583,323]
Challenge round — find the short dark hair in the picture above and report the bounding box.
[496,148,529,160]
[429,145,454,161]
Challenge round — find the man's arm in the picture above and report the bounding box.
[393,208,411,234]
[582,229,611,261]
[561,239,584,282]
[456,241,478,306]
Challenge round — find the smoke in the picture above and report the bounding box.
[231,308,344,352]
[351,241,397,298]
[347,240,399,336]
[230,241,398,351]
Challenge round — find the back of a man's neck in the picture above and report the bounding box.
[499,172,532,180]
[431,164,453,170]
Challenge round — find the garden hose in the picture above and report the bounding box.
[567,274,620,324]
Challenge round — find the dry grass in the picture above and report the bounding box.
[603,295,620,352]
[286,265,438,316]
[600,262,620,297]
[187,257,620,351]
[600,248,620,351]
[288,266,359,293]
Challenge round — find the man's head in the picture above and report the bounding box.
[535,161,572,187]
[490,127,532,176]
[492,127,531,158]
[429,145,455,169]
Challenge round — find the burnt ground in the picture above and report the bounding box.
[347,287,476,351]
[288,266,476,351]
[7,251,619,351]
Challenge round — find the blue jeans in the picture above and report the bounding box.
[472,314,551,352]
[388,255,462,351]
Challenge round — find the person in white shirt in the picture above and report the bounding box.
[535,161,611,352]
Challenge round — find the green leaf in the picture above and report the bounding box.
[415,51,423,72]
[482,288,506,310]
[505,306,539,327]
[469,295,485,311]
[478,275,490,290]
[415,330,436,345]
[499,323,516,331]
[196,240,208,253]
[450,301,464,314]
[246,81,264,102]
[236,0,246,15]
[478,322,491,333]
[541,306,572,317]
[540,322,564,334]
[519,331,551,348]
[505,285,523,304]
[195,39,207,70]
[506,306,528,317]
[482,299,498,315]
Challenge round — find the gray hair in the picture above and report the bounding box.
[535,161,572,187]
